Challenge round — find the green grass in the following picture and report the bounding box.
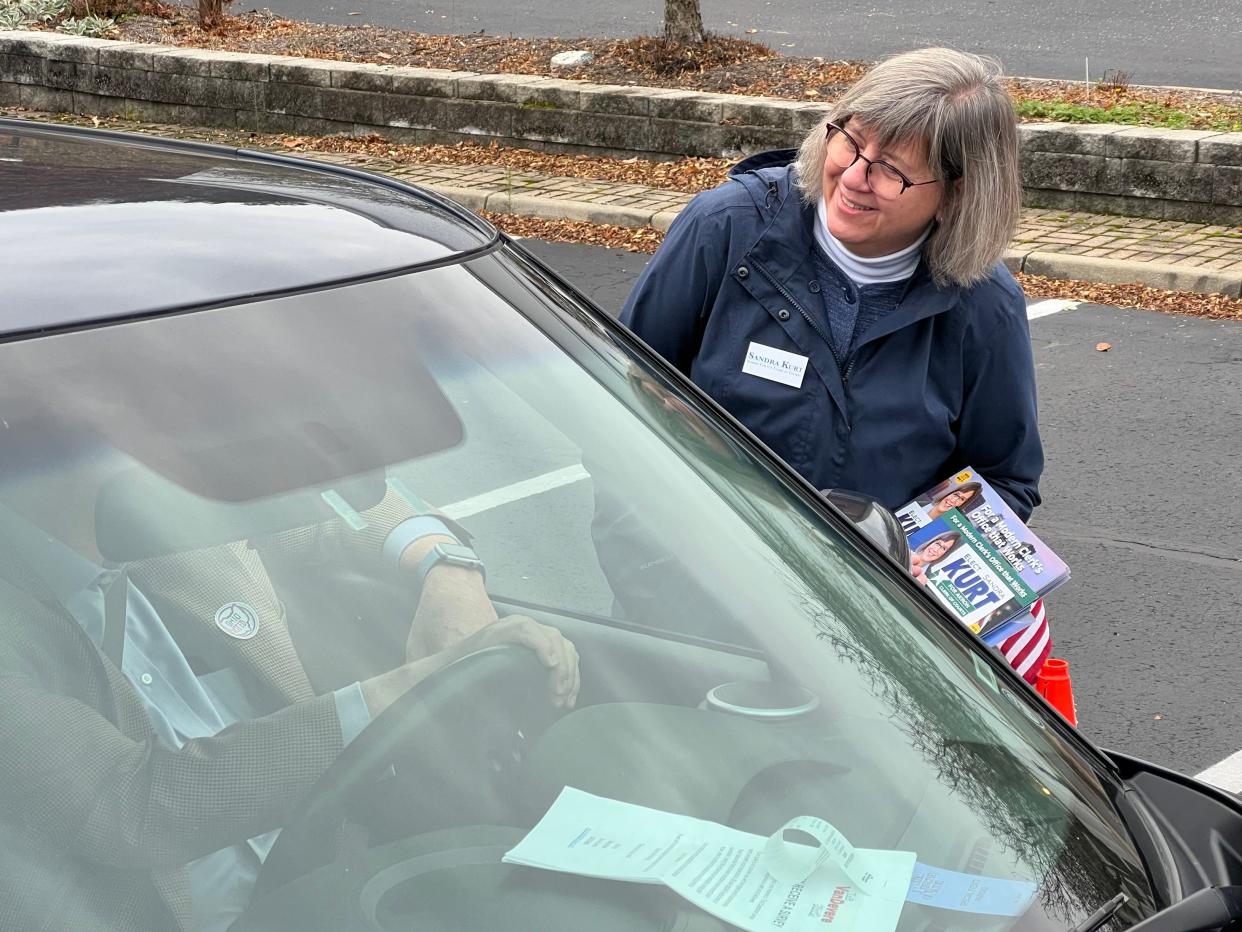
[1015,99,1242,132]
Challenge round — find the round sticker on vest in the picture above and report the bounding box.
[214,602,260,640]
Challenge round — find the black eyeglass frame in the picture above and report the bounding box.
[824,122,948,198]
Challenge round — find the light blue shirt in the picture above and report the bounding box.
[0,507,431,932]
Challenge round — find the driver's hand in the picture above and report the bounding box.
[360,616,580,717]
[448,615,581,709]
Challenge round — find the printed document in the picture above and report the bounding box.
[503,787,916,931]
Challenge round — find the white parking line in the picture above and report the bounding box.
[1027,299,1080,321]
[442,464,590,520]
[1194,752,1242,793]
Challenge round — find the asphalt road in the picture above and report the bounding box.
[249,0,1242,89]
[501,238,1242,779]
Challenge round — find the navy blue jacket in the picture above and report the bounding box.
[621,151,1043,519]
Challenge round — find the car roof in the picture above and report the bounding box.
[0,119,499,336]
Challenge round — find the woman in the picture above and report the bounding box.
[909,530,960,586]
[621,48,1050,680]
[926,482,983,519]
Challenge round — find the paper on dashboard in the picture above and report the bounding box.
[503,787,916,932]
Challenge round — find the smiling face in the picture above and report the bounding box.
[918,537,954,562]
[941,488,973,509]
[821,120,945,258]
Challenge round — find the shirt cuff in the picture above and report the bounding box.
[382,516,459,569]
[333,682,372,747]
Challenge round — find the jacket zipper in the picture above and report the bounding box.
[753,262,852,429]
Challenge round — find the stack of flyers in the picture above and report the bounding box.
[895,469,1069,645]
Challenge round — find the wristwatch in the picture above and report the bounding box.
[416,542,486,587]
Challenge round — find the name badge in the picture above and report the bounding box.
[741,342,808,388]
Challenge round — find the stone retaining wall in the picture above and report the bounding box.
[3,30,1241,224]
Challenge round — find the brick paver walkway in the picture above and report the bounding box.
[8,109,1242,295]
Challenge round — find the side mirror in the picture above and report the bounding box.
[821,488,912,572]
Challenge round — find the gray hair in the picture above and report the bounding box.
[794,48,1020,287]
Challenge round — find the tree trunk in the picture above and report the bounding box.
[663,0,705,44]
[198,0,223,28]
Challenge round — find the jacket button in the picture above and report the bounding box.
[737,265,749,279]
[777,308,791,321]
[808,281,821,293]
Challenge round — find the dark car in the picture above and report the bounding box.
[2,117,1240,932]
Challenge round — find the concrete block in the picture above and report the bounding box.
[721,96,807,130]
[45,36,106,65]
[269,57,334,87]
[1018,122,1121,156]
[717,121,801,155]
[1106,126,1216,162]
[150,72,264,111]
[239,109,350,137]
[0,53,44,85]
[78,94,238,129]
[150,48,216,77]
[1024,251,1242,297]
[1212,165,1242,207]
[17,84,73,112]
[1019,151,1107,192]
[791,104,832,134]
[1070,191,1164,219]
[265,81,324,118]
[1112,158,1214,202]
[208,51,271,82]
[456,73,534,101]
[330,60,392,92]
[1161,199,1242,225]
[319,86,385,124]
[511,77,581,110]
[388,95,511,137]
[97,42,155,71]
[512,106,645,151]
[1198,132,1242,166]
[439,98,514,137]
[88,64,152,99]
[44,58,90,91]
[575,83,650,116]
[4,32,87,63]
[648,89,722,123]
[1020,188,1079,210]
[389,67,461,98]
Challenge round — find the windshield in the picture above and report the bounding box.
[0,245,1154,932]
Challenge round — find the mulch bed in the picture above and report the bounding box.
[109,8,1242,128]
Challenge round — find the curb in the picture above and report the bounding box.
[1003,248,1242,298]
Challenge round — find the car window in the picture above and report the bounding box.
[0,251,1156,932]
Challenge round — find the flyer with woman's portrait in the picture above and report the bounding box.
[897,469,1069,642]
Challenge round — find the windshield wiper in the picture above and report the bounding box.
[1070,892,1128,932]
[1119,885,1242,931]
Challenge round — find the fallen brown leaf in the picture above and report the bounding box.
[1095,342,1113,351]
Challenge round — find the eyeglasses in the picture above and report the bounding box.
[825,122,943,199]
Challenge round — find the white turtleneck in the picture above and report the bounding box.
[815,196,930,286]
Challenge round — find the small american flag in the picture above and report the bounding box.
[999,598,1050,684]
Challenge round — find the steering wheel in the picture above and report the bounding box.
[253,643,563,899]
